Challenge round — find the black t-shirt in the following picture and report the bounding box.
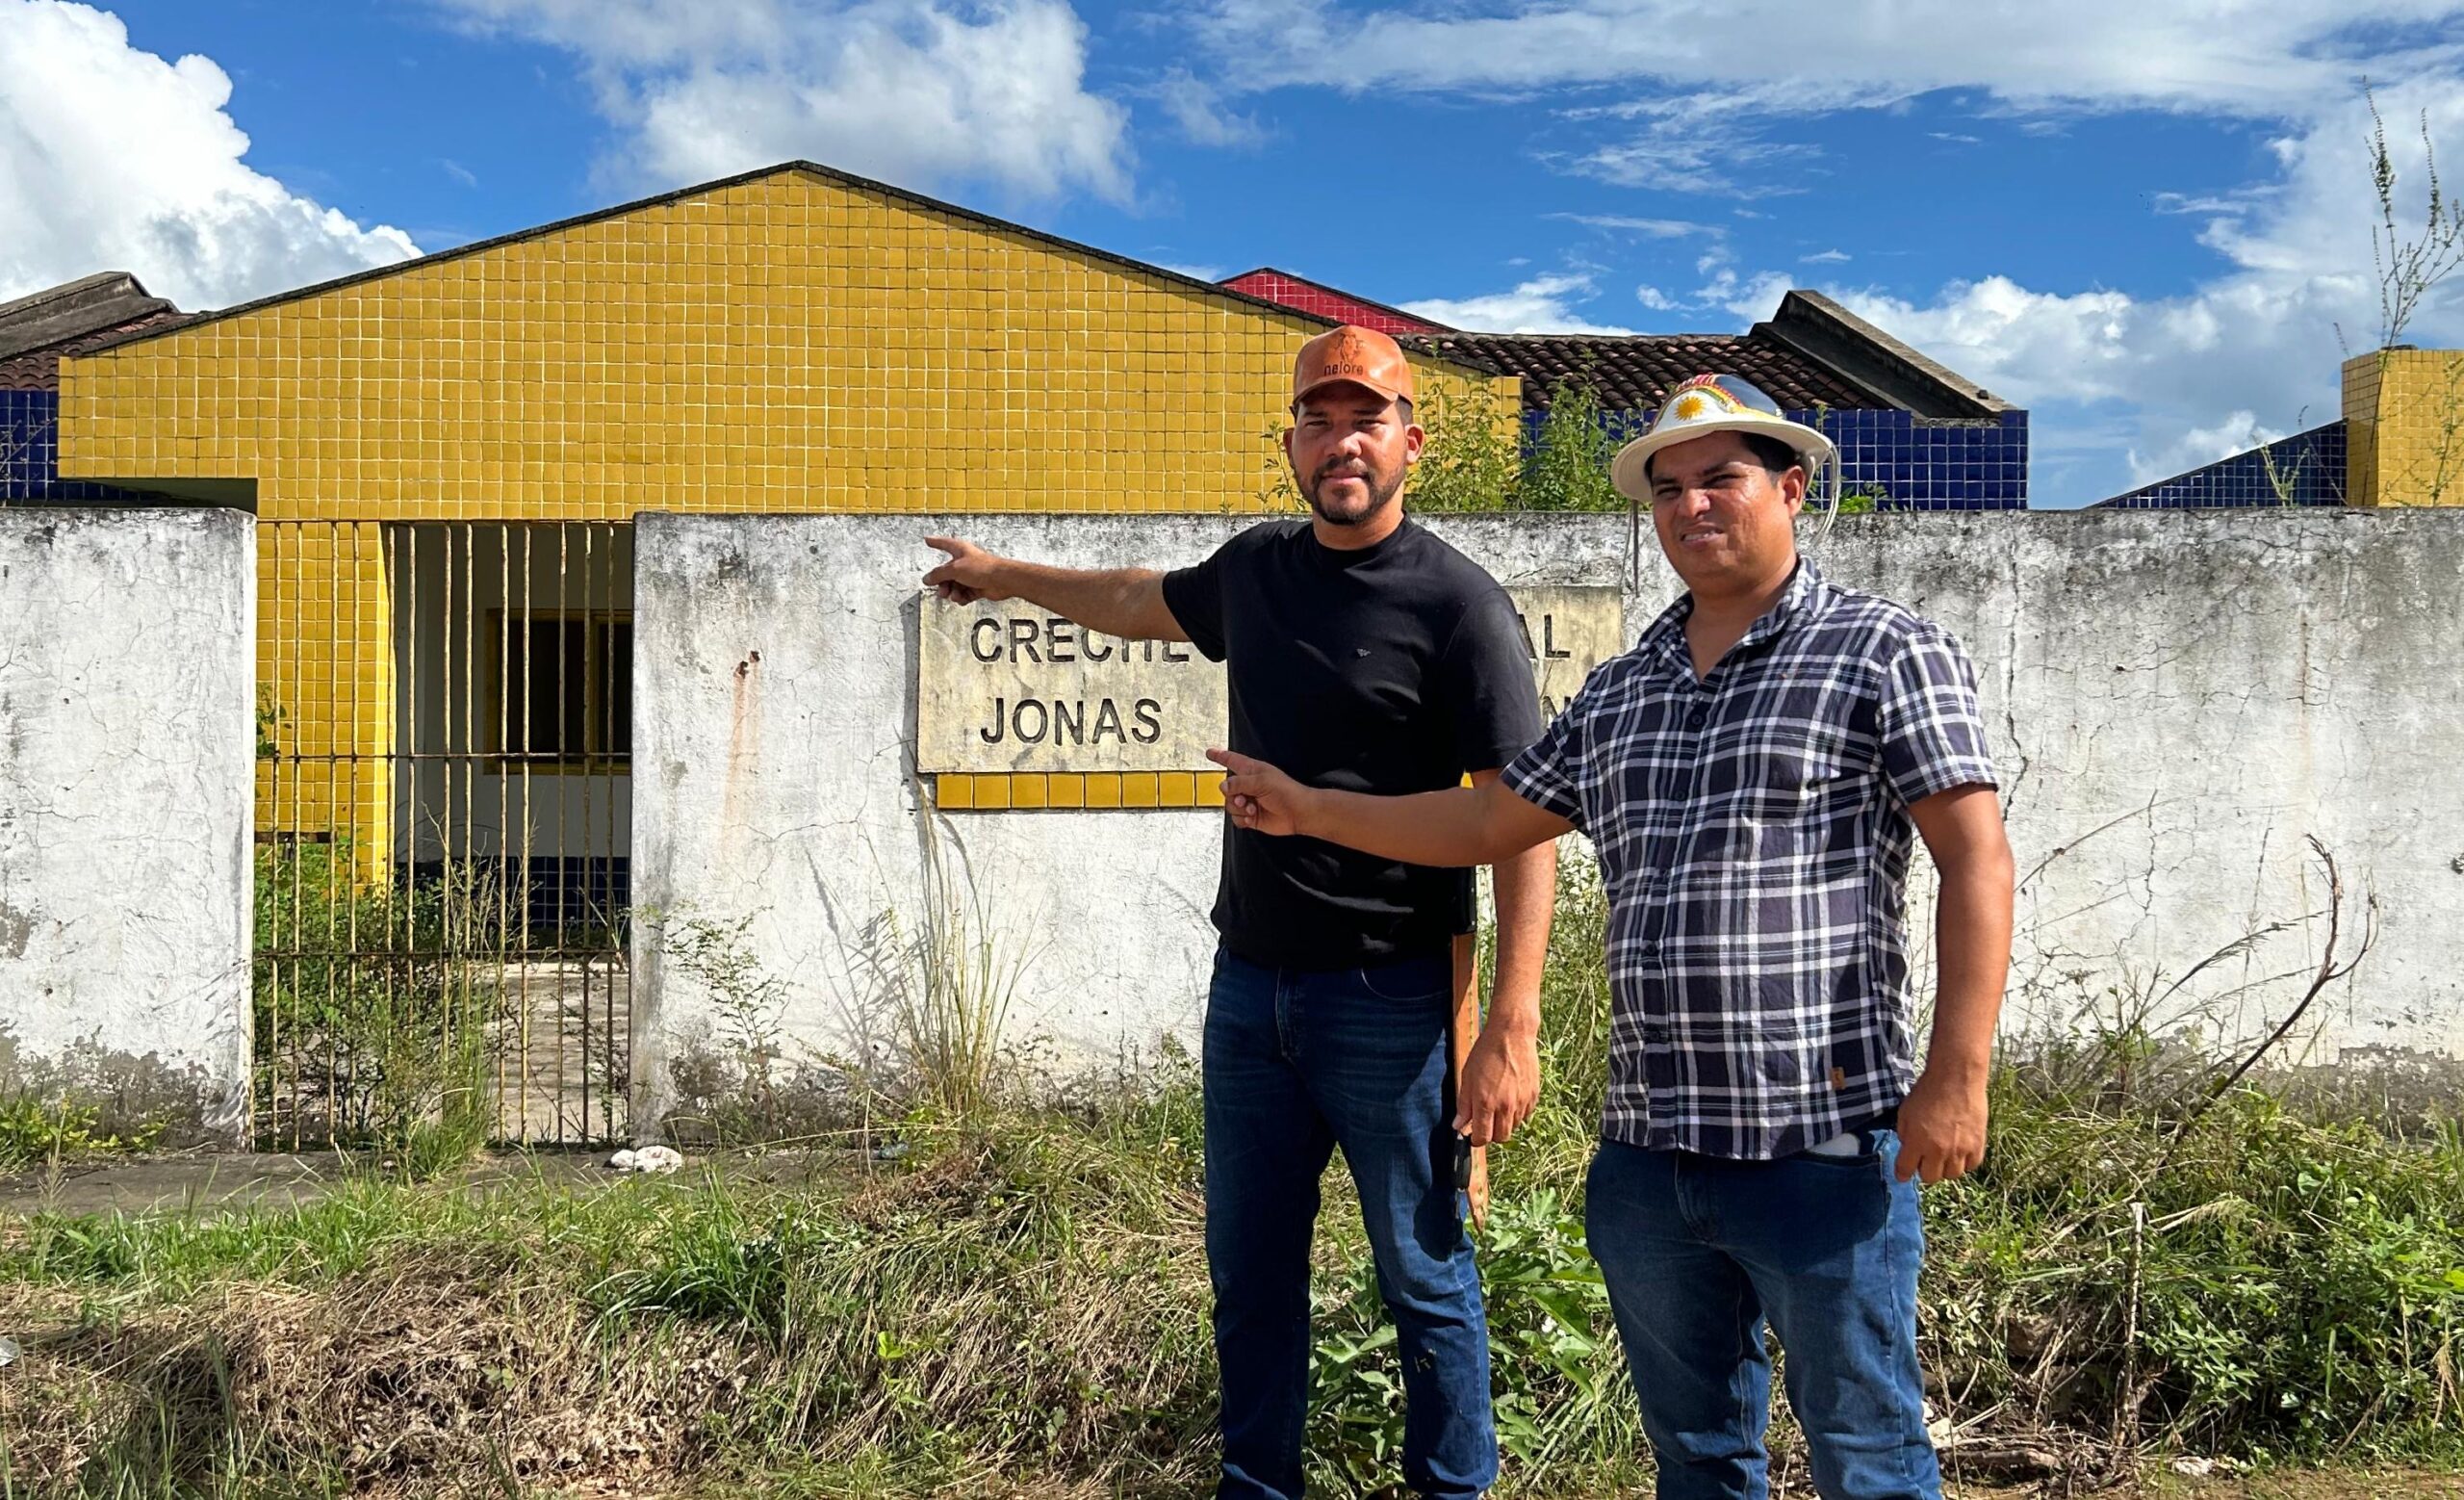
[1162,518,1543,970]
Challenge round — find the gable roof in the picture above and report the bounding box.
[1758,290,2011,417]
[1402,293,2013,420]
[1219,268,1451,336]
[84,162,1493,382]
[1402,328,1872,413]
[0,272,189,390]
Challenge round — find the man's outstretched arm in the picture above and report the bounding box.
[1208,748,1574,867]
[923,536,1188,642]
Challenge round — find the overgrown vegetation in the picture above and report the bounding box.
[1261,378,1639,515]
[250,840,506,1158]
[1511,382,1627,514]
[1262,375,1868,519]
[9,860,2459,1496]
[2366,83,2464,353]
[652,829,1036,1150]
[0,1094,167,1172]
[2353,82,2464,512]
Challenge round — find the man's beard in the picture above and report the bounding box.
[1302,459,1406,526]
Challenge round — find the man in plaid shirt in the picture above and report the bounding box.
[1213,373,2015,1500]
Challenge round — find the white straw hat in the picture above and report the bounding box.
[1608,374,1836,504]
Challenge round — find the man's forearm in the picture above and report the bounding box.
[1299,784,1513,867]
[1922,851,2015,1086]
[991,560,1179,641]
[1486,840,1554,1039]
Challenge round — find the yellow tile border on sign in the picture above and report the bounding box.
[933,772,1225,811]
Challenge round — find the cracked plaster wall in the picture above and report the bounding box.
[0,507,254,1140]
[632,509,2464,1119]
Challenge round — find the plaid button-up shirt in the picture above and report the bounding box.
[1502,558,1997,1159]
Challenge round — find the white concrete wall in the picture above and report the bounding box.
[1819,509,2464,1063]
[632,509,2464,1129]
[0,507,255,1141]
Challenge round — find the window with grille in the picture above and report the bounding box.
[490,612,631,763]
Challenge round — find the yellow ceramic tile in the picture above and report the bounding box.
[1121,772,1161,809]
[937,774,974,810]
[58,167,1511,524]
[1196,773,1227,808]
[1010,773,1048,809]
[66,166,1520,853]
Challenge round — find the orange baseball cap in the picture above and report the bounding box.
[1290,324,1416,411]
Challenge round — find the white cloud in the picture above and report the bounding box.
[1807,79,2464,501]
[1553,93,1815,198]
[438,0,1133,202]
[2154,189,2266,216]
[1194,1,2464,115]
[0,0,420,307]
[1156,260,1226,282]
[1695,265,1792,318]
[1929,130,1982,144]
[2126,409,2285,484]
[1401,272,1635,334]
[1150,66,1264,148]
[1194,1,2464,206]
[1634,284,1678,310]
[1182,3,2464,504]
[1802,248,1851,264]
[1555,212,1719,239]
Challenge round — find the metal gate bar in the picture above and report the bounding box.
[252,519,632,1149]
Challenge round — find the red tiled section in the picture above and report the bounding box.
[1220,270,1450,335]
[1401,331,1870,414]
[0,310,193,391]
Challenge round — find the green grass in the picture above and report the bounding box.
[5,864,2460,1497]
[0,1095,167,1173]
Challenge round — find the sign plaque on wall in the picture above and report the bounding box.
[916,585,1625,779]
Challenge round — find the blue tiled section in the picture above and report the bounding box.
[406,856,631,940]
[0,389,153,503]
[2099,422,2347,508]
[1539,405,2030,510]
[1820,407,2029,511]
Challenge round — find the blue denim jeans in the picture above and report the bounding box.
[1585,1131,1939,1500]
[1203,946,1497,1500]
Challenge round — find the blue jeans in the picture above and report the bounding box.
[1585,1131,1939,1500]
[1203,947,1497,1500]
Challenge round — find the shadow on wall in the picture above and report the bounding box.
[643,807,1044,1149]
[1904,807,2420,1089]
[0,1024,238,1154]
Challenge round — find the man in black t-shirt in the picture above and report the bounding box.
[923,324,1553,1500]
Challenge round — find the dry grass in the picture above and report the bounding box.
[5,866,2458,1497]
[0,1131,1221,1498]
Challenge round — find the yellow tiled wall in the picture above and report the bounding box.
[60,166,1511,521]
[59,165,1514,842]
[256,522,393,873]
[2342,348,2464,508]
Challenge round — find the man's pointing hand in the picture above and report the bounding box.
[923,536,1012,604]
[1207,748,1312,837]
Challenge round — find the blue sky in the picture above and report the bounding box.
[6,0,2463,506]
